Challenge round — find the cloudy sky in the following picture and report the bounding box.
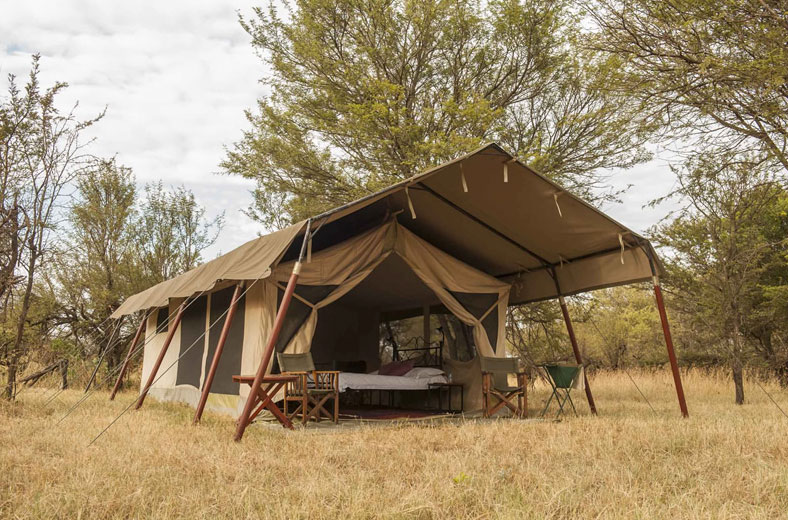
[0,1,679,259]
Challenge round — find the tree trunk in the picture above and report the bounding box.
[732,358,744,405]
[4,250,37,400]
[732,318,745,405]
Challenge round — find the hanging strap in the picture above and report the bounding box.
[460,162,468,192]
[405,186,417,219]
[618,233,625,264]
[554,192,563,218]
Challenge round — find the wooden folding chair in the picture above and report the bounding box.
[277,352,339,424]
[481,356,527,418]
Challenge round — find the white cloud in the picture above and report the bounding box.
[1,0,680,260]
[0,0,269,257]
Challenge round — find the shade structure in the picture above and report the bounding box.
[115,143,665,417]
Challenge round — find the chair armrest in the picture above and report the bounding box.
[281,371,309,393]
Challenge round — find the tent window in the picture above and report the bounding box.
[156,306,169,334]
[274,284,338,355]
[176,295,207,388]
[448,291,499,353]
[203,286,246,395]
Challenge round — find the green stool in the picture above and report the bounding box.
[540,364,582,418]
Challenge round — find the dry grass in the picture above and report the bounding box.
[2,369,788,519]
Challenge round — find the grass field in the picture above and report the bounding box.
[2,369,788,519]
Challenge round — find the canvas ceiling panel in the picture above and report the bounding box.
[338,253,441,312]
[204,286,246,396]
[420,154,631,265]
[390,189,536,276]
[176,294,207,388]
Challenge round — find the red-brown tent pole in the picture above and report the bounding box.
[135,300,187,410]
[109,312,147,401]
[559,295,598,415]
[653,276,689,417]
[234,220,311,441]
[549,268,597,414]
[193,282,244,424]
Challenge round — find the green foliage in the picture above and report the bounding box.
[224,0,654,227]
[134,182,224,284]
[589,0,788,173]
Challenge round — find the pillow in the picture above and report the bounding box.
[405,367,445,379]
[378,360,415,376]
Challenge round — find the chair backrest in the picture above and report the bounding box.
[544,364,581,389]
[480,356,519,389]
[277,352,315,373]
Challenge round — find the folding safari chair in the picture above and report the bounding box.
[480,356,527,418]
[278,352,339,424]
[540,364,582,418]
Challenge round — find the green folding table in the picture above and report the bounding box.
[540,364,582,418]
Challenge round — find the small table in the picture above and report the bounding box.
[233,374,299,429]
[428,382,464,413]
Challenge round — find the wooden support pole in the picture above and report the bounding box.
[653,277,689,417]
[423,304,431,348]
[559,296,597,415]
[549,267,596,415]
[135,300,187,410]
[110,313,147,400]
[193,282,244,424]
[234,220,312,441]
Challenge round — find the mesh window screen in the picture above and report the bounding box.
[448,291,500,353]
[274,285,338,354]
[203,286,246,395]
[176,295,207,387]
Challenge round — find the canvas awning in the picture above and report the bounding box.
[112,142,661,318]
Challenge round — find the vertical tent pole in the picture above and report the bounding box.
[234,220,312,441]
[423,304,431,349]
[558,296,597,415]
[193,282,244,424]
[109,312,147,400]
[652,275,689,417]
[550,268,597,414]
[135,300,187,410]
[85,317,123,393]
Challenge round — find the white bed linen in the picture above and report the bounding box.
[338,372,448,392]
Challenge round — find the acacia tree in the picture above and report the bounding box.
[588,0,788,174]
[51,158,141,376]
[224,0,655,228]
[134,182,224,286]
[0,55,101,399]
[654,153,786,404]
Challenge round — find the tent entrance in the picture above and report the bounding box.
[309,253,443,371]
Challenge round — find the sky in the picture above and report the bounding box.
[0,0,680,259]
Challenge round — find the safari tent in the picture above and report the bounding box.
[109,143,687,440]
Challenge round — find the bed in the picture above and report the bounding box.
[337,343,449,409]
[338,368,447,392]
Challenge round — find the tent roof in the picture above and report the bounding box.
[112,142,660,318]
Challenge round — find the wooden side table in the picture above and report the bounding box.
[428,382,463,413]
[233,374,299,429]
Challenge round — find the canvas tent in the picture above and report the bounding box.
[110,143,687,439]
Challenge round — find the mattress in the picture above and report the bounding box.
[338,372,448,392]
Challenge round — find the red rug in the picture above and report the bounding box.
[339,408,445,420]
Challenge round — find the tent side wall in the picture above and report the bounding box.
[138,283,278,418]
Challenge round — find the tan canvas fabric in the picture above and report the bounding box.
[272,220,510,359]
[112,221,304,318]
